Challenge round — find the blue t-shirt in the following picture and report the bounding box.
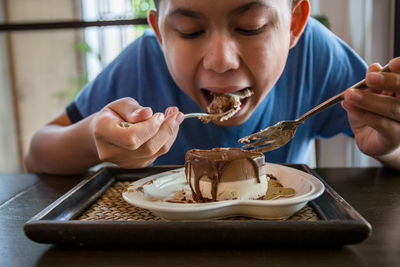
[67,18,367,165]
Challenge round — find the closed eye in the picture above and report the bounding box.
[236,25,266,36]
[177,30,205,39]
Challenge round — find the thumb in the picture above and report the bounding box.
[126,107,153,123]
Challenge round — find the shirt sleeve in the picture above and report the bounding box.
[66,101,83,123]
[65,31,164,123]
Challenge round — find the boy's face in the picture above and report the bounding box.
[150,0,307,126]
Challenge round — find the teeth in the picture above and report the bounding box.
[229,88,253,99]
[209,88,252,98]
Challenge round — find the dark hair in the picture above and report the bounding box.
[153,0,294,10]
[154,0,160,9]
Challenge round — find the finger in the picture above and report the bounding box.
[132,112,182,158]
[363,64,383,93]
[134,112,184,158]
[366,72,400,93]
[112,108,154,128]
[107,98,153,123]
[123,107,153,123]
[155,112,184,156]
[96,112,166,149]
[389,57,400,73]
[95,140,157,169]
[342,98,398,134]
[165,106,179,117]
[366,63,382,74]
[343,89,400,122]
[342,102,400,149]
[107,97,139,121]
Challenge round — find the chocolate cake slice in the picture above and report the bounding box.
[184,148,267,202]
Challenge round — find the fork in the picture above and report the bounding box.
[238,64,391,153]
[119,90,251,127]
[119,107,235,127]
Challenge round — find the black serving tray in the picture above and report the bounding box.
[24,164,372,247]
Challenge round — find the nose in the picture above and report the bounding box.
[202,32,240,73]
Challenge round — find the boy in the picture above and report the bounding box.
[25,0,400,174]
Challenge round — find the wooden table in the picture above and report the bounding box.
[1,167,399,267]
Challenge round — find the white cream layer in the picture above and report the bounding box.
[190,174,268,201]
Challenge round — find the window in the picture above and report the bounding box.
[82,0,152,80]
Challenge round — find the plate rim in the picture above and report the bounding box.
[122,163,325,213]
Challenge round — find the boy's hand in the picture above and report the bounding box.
[342,57,400,162]
[92,97,184,168]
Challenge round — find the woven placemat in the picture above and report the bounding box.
[78,181,319,222]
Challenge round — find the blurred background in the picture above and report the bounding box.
[0,0,398,173]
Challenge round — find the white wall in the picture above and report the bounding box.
[2,0,80,173]
[0,2,20,173]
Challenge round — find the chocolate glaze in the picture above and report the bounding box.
[184,148,265,202]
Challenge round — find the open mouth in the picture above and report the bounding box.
[201,89,213,104]
[199,87,254,122]
[201,87,253,105]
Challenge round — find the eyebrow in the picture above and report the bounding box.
[167,8,205,20]
[232,1,272,16]
[167,1,272,20]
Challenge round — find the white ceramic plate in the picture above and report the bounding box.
[122,163,324,221]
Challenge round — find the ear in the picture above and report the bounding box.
[148,9,163,45]
[289,0,310,48]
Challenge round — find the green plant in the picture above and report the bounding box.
[55,41,105,101]
[132,0,155,36]
[132,0,155,17]
[313,15,330,29]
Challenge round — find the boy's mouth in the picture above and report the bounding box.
[199,87,254,122]
[201,89,214,104]
[200,87,253,106]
